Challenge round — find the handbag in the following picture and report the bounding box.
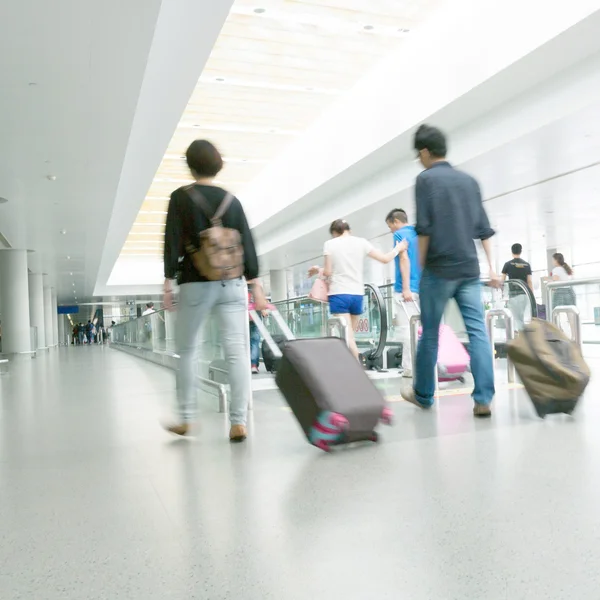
[309,269,329,303]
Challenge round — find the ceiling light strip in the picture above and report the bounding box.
[176,122,301,135]
[230,6,412,38]
[197,75,343,95]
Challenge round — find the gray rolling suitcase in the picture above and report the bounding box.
[250,310,392,451]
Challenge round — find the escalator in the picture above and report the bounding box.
[269,282,389,370]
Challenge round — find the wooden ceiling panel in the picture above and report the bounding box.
[187,84,335,108]
[234,0,421,26]
[119,0,440,264]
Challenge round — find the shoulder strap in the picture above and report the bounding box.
[185,185,212,218]
[213,192,235,223]
[186,186,234,225]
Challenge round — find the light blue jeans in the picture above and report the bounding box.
[175,280,251,425]
[249,321,261,367]
[415,270,495,407]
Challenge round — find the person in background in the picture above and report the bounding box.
[501,243,533,332]
[142,302,155,316]
[401,124,499,418]
[248,290,268,374]
[78,323,84,345]
[551,252,576,337]
[86,320,95,345]
[309,219,406,361]
[385,208,421,378]
[163,139,265,442]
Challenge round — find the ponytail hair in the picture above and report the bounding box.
[553,253,573,276]
[329,219,350,236]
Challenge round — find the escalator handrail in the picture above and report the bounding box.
[494,278,538,319]
[363,283,388,360]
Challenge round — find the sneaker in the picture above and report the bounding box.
[402,368,413,379]
[251,366,259,375]
[229,424,247,443]
[400,385,431,410]
[473,403,492,418]
[164,423,189,436]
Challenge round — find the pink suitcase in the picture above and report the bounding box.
[401,299,470,382]
[431,324,470,382]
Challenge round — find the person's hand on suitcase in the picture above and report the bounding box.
[402,289,414,302]
[487,270,502,289]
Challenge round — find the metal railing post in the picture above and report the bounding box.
[327,317,349,346]
[486,308,515,383]
[552,305,582,348]
[409,314,439,391]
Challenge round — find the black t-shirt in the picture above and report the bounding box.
[501,258,531,295]
[163,184,259,284]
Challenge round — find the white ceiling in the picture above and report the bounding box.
[280,99,600,288]
[0,0,164,304]
[3,0,599,308]
[0,0,236,304]
[115,0,441,263]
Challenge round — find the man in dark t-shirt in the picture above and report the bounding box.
[401,124,497,418]
[501,243,533,331]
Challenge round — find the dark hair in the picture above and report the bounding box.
[414,124,447,158]
[329,219,350,236]
[146,302,154,309]
[185,140,223,177]
[385,208,408,224]
[511,243,522,255]
[553,253,573,276]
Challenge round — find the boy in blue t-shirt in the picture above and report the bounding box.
[386,209,422,377]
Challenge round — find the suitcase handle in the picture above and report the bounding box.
[249,308,295,359]
[397,297,421,319]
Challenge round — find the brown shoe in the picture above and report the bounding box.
[473,403,492,418]
[164,423,189,436]
[401,385,432,410]
[229,424,247,443]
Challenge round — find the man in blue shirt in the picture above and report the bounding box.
[402,124,499,418]
[386,208,421,377]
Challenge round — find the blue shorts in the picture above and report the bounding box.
[329,294,363,316]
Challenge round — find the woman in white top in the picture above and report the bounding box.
[309,219,405,360]
[551,252,576,335]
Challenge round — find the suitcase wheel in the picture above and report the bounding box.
[313,439,332,452]
[380,407,393,426]
[329,413,349,431]
[370,432,379,443]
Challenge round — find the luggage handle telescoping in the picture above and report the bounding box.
[249,307,295,359]
[398,297,420,318]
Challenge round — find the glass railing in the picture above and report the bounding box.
[546,277,600,344]
[110,277,537,369]
[270,282,388,359]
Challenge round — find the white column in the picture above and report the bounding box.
[43,284,54,348]
[51,288,58,346]
[270,269,287,302]
[58,314,66,346]
[28,273,46,349]
[0,250,32,353]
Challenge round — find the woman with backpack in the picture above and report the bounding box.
[163,140,266,442]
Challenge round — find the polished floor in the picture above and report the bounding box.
[1,346,599,599]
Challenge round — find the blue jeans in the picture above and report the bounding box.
[415,270,495,407]
[249,321,261,367]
